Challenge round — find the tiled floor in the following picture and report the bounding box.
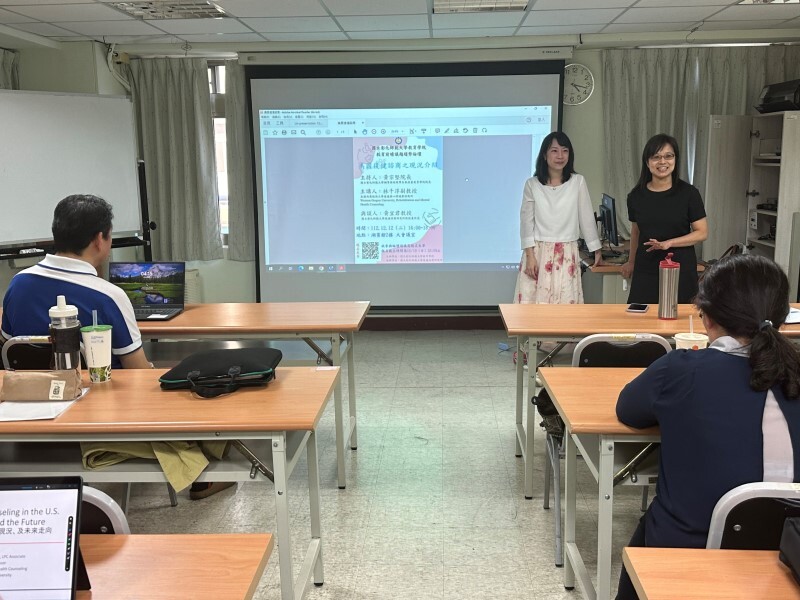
[103,330,647,599]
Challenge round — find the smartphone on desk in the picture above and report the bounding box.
[626,303,649,313]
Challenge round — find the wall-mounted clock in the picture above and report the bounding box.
[563,63,595,106]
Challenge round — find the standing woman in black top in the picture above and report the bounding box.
[621,134,708,304]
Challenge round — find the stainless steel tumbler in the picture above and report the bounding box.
[658,253,680,320]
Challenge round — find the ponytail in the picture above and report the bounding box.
[749,324,800,399]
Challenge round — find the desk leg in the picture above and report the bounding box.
[273,434,295,600]
[515,335,524,457]
[346,332,358,450]
[524,335,538,499]
[564,432,577,591]
[331,335,347,489]
[597,436,615,600]
[307,430,325,586]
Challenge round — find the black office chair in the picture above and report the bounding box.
[541,333,671,567]
[706,482,800,549]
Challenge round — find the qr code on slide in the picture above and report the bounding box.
[361,242,379,260]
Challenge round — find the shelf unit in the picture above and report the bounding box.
[704,111,800,299]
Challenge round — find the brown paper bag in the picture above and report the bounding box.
[0,370,83,402]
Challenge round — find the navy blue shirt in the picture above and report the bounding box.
[617,345,800,548]
[2,255,142,369]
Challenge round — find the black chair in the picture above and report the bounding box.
[542,333,671,567]
[706,482,800,549]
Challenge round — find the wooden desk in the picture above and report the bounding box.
[499,303,800,499]
[622,547,800,600]
[540,366,656,600]
[79,533,273,600]
[0,367,337,600]
[138,301,371,489]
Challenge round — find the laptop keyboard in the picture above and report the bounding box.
[134,307,181,317]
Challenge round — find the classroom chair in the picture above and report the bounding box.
[706,481,800,549]
[81,486,131,534]
[542,333,671,567]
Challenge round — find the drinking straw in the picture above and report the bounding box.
[92,310,98,328]
[690,315,694,334]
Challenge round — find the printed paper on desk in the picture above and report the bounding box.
[0,387,89,421]
[786,308,800,325]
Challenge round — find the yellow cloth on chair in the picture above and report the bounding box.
[80,440,229,492]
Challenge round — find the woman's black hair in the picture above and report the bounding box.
[632,133,681,192]
[533,131,576,186]
[695,253,800,398]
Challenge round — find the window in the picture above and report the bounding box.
[208,63,228,238]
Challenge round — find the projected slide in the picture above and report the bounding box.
[258,106,550,273]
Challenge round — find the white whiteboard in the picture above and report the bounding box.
[0,90,141,248]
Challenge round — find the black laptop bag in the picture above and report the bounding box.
[159,348,282,398]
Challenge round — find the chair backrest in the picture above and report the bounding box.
[2,336,86,370]
[572,333,672,368]
[81,486,130,535]
[706,482,800,549]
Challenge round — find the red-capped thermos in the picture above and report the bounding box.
[658,253,680,320]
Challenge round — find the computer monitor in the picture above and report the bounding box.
[598,193,619,247]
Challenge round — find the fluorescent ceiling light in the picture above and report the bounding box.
[433,0,528,13]
[737,0,799,4]
[111,1,227,19]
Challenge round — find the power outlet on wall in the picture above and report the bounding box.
[749,210,758,230]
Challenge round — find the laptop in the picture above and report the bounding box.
[0,476,84,600]
[108,262,186,321]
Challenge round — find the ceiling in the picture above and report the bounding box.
[0,0,799,54]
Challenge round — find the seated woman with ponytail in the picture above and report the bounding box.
[614,253,800,600]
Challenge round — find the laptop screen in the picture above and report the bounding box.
[0,476,83,600]
[108,262,186,307]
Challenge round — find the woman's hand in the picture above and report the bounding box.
[524,249,538,280]
[621,261,634,279]
[644,238,672,252]
[592,250,605,268]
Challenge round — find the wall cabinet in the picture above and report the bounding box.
[704,111,800,299]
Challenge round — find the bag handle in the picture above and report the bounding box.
[187,366,242,399]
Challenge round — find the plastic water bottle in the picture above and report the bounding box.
[658,253,680,320]
[49,295,81,370]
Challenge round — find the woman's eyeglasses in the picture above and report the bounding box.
[649,153,675,162]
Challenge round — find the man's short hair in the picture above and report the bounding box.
[52,195,114,254]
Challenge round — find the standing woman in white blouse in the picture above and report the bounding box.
[514,131,603,305]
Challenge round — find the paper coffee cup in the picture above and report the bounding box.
[81,325,112,382]
[674,332,709,350]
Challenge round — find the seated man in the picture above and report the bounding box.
[1,194,233,500]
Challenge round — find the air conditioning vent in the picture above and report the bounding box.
[111,1,227,20]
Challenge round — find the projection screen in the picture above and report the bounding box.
[248,60,564,308]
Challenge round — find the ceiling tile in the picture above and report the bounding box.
[775,17,800,28]
[262,30,347,40]
[214,0,328,18]
[177,32,266,42]
[0,7,32,23]
[633,0,732,6]
[518,24,604,35]
[348,29,431,39]
[149,17,251,34]
[433,26,517,37]
[323,0,429,16]
[614,7,721,23]
[78,33,177,43]
[699,19,791,30]
[61,19,166,35]
[9,2,130,22]
[531,0,635,8]
[524,8,625,26]
[432,12,525,28]
[338,14,429,31]
[241,16,340,32]
[602,21,700,33]
[7,21,78,36]
[709,5,800,21]
[0,0,86,5]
